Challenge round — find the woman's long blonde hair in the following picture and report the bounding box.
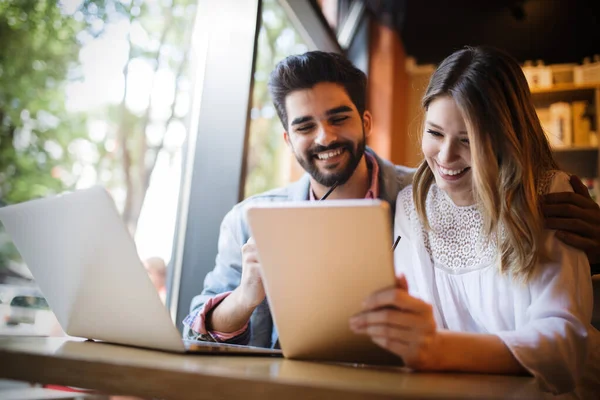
[413,46,558,281]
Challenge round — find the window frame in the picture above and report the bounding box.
[169,0,369,332]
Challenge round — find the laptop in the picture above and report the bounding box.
[0,186,280,356]
[246,200,403,365]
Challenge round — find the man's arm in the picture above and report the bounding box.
[183,206,269,343]
[206,237,266,333]
[183,206,251,341]
[542,175,600,274]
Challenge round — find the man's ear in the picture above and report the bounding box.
[362,110,373,137]
[283,131,291,147]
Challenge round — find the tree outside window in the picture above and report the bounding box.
[244,0,307,198]
[0,0,196,334]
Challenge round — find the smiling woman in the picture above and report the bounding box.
[352,46,600,398]
[421,97,473,206]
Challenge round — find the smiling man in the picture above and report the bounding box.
[182,52,413,347]
[183,51,600,348]
[283,83,374,200]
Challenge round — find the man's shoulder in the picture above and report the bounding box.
[377,156,415,188]
[225,178,309,222]
[217,179,308,246]
[368,148,415,179]
[236,186,293,208]
[394,164,417,175]
[392,164,416,180]
[365,147,415,210]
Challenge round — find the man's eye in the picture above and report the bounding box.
[427,129,443,137]
[331,116,348,125]
[297,124,315,132]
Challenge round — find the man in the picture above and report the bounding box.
[183,51,600,348]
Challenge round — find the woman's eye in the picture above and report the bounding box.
[427,129,443,137]
[461,138,470,145]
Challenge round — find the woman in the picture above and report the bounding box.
[349,46,599,398]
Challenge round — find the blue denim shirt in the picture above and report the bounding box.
[183,148,415,347]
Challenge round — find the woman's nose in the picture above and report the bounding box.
[437,139,460,164]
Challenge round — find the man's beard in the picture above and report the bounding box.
[292,130,366,187]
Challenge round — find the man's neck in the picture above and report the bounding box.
[310,155,370,200]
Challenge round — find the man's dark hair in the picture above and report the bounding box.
[268,51,367,129]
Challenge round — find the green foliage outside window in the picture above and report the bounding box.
[0,0,195,280]
[244,0,307,198]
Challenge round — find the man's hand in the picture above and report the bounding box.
[349,275,441,370]
[206,237,266,334]
[239,237,266,309]
[542,175,600,267]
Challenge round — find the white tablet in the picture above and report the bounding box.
[246,199,402,365]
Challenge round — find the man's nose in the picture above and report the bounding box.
[314,123,338,147]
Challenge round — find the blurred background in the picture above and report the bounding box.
[0,0,598,337]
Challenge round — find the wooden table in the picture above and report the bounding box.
[0,336,546,400]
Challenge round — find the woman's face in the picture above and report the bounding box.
[422,96,474,206]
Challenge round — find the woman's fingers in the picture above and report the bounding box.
[350,307,431,331]
[362,288,432,315]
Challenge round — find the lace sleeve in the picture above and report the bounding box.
[394,185,414,240]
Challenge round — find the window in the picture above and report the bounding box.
[0,0,350,334]
[0,0,196,335]
[244,0,308,198]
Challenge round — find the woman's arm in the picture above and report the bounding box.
[349,276,526,374]
[435,330,526,374]
[352,235,593,394]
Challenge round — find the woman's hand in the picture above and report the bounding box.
[349,275,441,370]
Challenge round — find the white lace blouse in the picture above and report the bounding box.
[394,171,600,398]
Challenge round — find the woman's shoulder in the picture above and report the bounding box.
[395,184,418,235]
[398,183,413,196]
[538,170,572,195]
[397,184,414,213]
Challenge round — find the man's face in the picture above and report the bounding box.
[283,82,371,187]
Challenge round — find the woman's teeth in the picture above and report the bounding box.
[439,166,468,176]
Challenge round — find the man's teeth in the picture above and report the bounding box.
[439,166,467,176]
[317,148,343,160]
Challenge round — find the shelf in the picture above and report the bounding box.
[528,81,600,178]
[552,146,598,152]
[530,83,600,95]
[530,84,597,105]
[552,147,598,178]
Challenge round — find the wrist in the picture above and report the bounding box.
[234,285,263,312]
[410,330,447,372]
[429,330,453,371]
